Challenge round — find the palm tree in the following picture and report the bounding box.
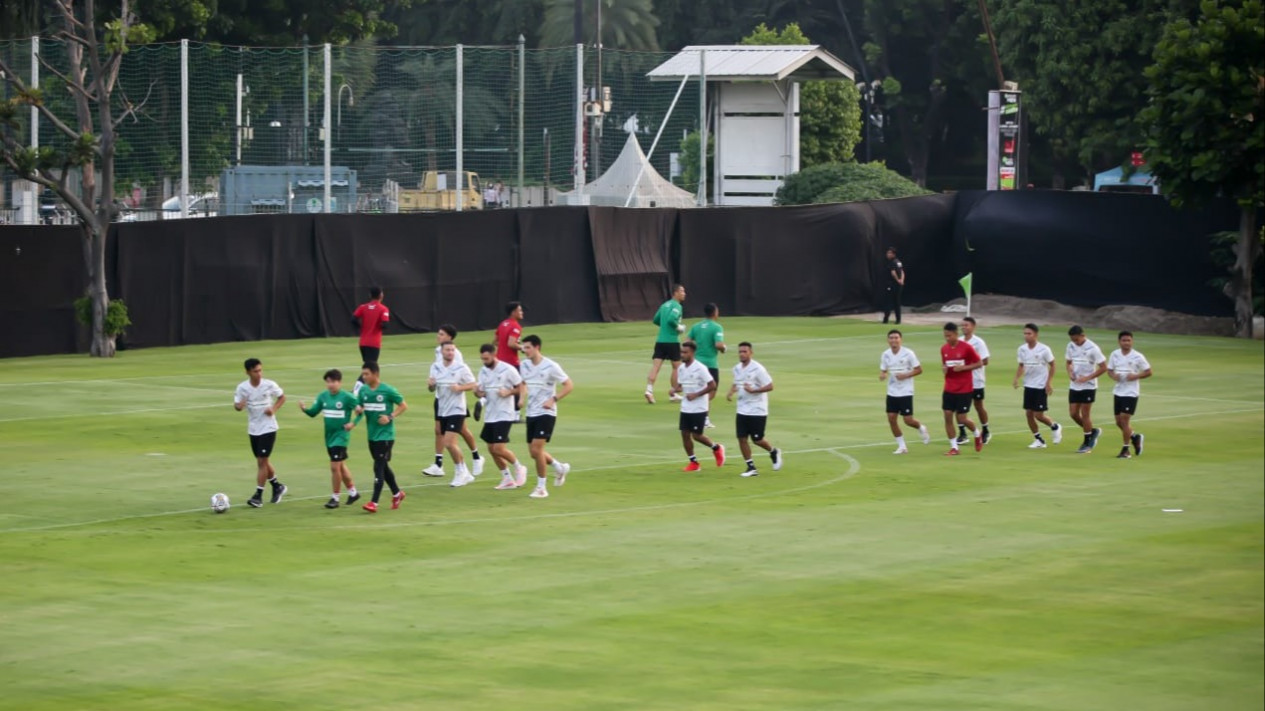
[539,0,660,50]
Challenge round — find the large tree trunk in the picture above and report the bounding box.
[1231,205,1259,338]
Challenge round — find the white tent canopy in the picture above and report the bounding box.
[559,133,697,208]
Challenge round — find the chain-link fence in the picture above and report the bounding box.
[1,40,702,223]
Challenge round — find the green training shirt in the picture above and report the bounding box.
[302,389,359,448]
[687,319,725,369]
[652,299,683,343]
[357,382,404,442]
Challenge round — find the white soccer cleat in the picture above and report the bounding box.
[494,475,518,490]
[741,468,759,478]
[919,427,931,445]
[644,390,656,404]
[1028,439,1047,449]
[514,463,529,487]
[450,470,475,487]
[472,457,485,476]
[422,464,444,477]
[1051,425,1063,444]
[893,447,908,455]
[529,486,549,499]
[668,392,682,402]
[554,462,571,487]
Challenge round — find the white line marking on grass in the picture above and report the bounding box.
[1146,394,1263,405]
[0,403,224,424]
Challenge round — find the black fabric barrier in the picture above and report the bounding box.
[588,206,676,322]
[0,226,87,357]
[517,207,602,326]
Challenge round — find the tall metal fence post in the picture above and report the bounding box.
[456,44,464,213]
[698,48,707,207]
[26,37,38,224]
[180,39,189,218]
[574,43,585,194]
[323,43,332,213]
[517,35,525,208]
[302,37,309,165]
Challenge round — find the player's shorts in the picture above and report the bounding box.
[1114,396,1139,416]
[525,415,557,443]
[679,411,707,434]
[972,388,986,401]
[941,391,972,414]
[886,395,914,416]
[735,414,768,441]
[433,398,440,420]
[1068,389,1097,404]
[481,421,513,444]
[359,345,380,364]
[248,432,277,458]
[327,446,348,462]
[653,342,682,362]
[708,367,721,388]
[439,414,466,433]
[1023,387,1049,412]
[368,439,394,461]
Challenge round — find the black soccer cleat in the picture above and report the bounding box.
[270,482,288,504]
[346,492,361,505]
[956,426,968,444]
[981,428,991,445]
[247,495,263,508]
[473,400,483,422]
[1131,433,1144,456]
[1090,427,1102,448]
[324,498,340,509]
[1116,447,1131,459]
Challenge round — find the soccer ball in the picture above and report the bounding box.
[210,492,231,514]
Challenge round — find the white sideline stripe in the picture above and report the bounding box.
[1,379,226,393]
[1146,394,1263,405]
[0,403,226,423]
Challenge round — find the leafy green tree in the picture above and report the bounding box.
[676,129,712,200]
[540,0,660,50]
[1140,0,1264,337]
[740,22,862,166]
[774,160,929,205]
[205,0,412,45]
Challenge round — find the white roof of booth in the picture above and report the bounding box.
[647,45,856,82]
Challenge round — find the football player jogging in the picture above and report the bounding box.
[299,369,360,509]
[519,335,574,498]
[1106,331,1152,459]
[879,330,931,454]
[727,341,781,476]
[672,340,726,471]
[233,358,288,508]
[428,342,479,487]
[351,287,390,396]
[1013,323,1063,448]
[646,284,687,404]
[687,302,726,428]
[1066,325,1109,453]
[940,323,984,456]
[422,325,484,479]
[958,317,992,445]
[475,344,530,490]
[353,362,408,513]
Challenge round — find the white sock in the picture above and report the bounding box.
[975,429,982,438]
[331,493,339,500]
[537,476,547,489]
[502,468,511,478]
[919,425,928,434]
[949,439,959,450]
[348,487,357,496]
[895,436,906,448]
[645,384,654,393]
[552,459,565,474]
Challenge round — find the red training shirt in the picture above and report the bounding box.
[353,301,390,348]
[940,340,980,394]
[495,318,522,367]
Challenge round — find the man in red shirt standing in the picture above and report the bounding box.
[484,301,524,420]
[940,322,984,456]
[352,287,390,395]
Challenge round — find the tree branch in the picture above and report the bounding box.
[0,56,92,146]
[112,80,157,129]
[37,54,98,104]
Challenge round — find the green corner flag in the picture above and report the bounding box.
[959,273,973,316]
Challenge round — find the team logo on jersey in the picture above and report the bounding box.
[336,402,344,409]
[376,395,384,402]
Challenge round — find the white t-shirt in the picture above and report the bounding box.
[1017,343,1056,389]
[478,360,524,423]
[1066,338,1107,391]
[1108,348,1151,398]
[235,378,284,435]
[965,335,989,389]
[676,360,714,414]
[520,356,570,418]
[731,359,773,416]
[880,347,921,398]
[433,344,465,367]
[430,360,475,417]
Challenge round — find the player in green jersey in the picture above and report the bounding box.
[646,284,687,404]
[352,361,409,513]
[299,369,361,509]
[687,302,727,428]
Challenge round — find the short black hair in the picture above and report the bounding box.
[362,361,380,374]
[438,323,458,339]
[522,334,542,348]
[738,341,753,350]
[673,284,685,294]
[370,286,383,300]
[704,302,718,317]
[1068,325,1084,336]
[887,329,902,337]
[244,358,261,372]
[479,343,496,355]
[323,368,342,381]
[943,322,959,332]
[681,340,697,352]
[1118,330,1133,339]
[886,246,897,254]
[1024,323,1040,333]
[962,316,977,325]
[505,300,522,316]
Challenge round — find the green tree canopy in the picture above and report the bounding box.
[774,161,930,205]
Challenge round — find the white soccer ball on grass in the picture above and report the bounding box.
[210,492,231,514]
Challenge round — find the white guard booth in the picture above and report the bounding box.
[648,46,856,206]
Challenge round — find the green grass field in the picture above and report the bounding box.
[1,317,1261,710]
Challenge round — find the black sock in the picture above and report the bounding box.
[372,460,386,502]
[711,444,720,451]
[689,455,698,463]
[434,454,443,466]
[472,450,482,460]
[384,466,400,495]
[254,485,264,497]
[1052,423,1060,430]
[746,459,755,469]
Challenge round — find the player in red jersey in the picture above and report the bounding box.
[491,301,524,419]
[940,322,984,456]
[351,287,390,396]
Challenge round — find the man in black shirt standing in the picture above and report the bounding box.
[882,247,905,325]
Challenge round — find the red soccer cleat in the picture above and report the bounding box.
[944,449,960,456]
[974,435,983,452]
[363,501,378,513]
[391,490,406,510]
[713,444,726,467]
[683,461,702,472]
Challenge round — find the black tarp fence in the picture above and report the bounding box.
[0,191,1238,358]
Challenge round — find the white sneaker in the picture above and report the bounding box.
[1028,439,1047,449]
[741,468,759,478]
[644,390,656,404]
[553,462,571,487]
[472,457,485,476]
[771,448,783,471]
[494,475,517,490]
[529,486,549,499]
[422,464,444,477]
[514,463,528,487]
[893,447,908,455]
[1051,425,1063,444]
[450,470,475,487]
[919,426,931,445]
[705,417,716,429]
[668,392,682,402]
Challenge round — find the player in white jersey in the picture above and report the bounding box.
[1065,325,1109,453]
[422,324,485,478]
[672,340,726,471]
[726,341,782,476]
[879,330,931,454]
[519,335,574,498]
[475,344,530,490]
[1012,323,1063,449]
[958,317,992,445]
[427,341,479,487]
[1106,330,1153,459]
[233,357,288,507]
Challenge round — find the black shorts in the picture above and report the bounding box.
[249,432,277,458]
[942,392,972,414]
[327,446,348,462]
[972,388,986,402]
[369,439,394,461]
[679,411,707,434]
[886,395,914,416]
[708,367,721,388]
[653,342,682,362]
[481,421,513,444]
[735,414,767,441]
[526,415,557,443]
[359,345,380,364]
[1114,396,1139,416]
[1068,389,1097,404]
[433,398,440,420]
[439,414,466,433]
[1023,387,1049,412]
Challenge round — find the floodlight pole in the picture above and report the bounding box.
[28,37,38,224]
[574,44,585,194]
[180,39,189,219]
[456,44,464,212]
[698,49,707,207]
[517,35,525,207]
[323,43,331,213]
